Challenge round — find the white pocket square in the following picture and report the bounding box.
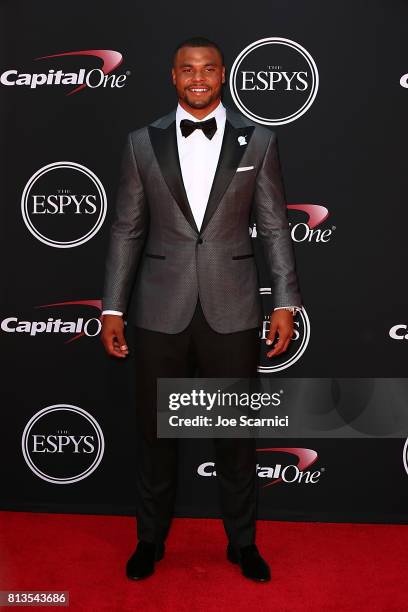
[236,165,254,172]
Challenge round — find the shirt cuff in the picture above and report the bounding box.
[273,306,302,312]
[102,310,123,316]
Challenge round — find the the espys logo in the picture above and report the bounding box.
[1,50,128,95]
[229,37,319,125]
[402,439,408,476]
[1,299,102,343]
[21,162,107,248]
[198,447,322,486]
[258,297,310,373]
[22,404,105,484]
[250,203,335,244]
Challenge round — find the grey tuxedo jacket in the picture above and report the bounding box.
[102,105,302,333]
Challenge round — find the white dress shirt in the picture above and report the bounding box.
[176,100,226,230]
[102,100,299,316]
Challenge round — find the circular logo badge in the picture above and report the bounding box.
[258,288,310,372]
[22,404,105,484]
[21,161,107,248]
[403,438,408,476]
[230,37,319,125]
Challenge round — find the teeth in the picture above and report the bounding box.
[191,88,208,92]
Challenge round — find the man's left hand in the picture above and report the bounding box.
[266,310,294,358]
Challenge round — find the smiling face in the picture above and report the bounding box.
[172,45,225,118]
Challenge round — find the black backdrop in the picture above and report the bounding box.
[1,0,408,522]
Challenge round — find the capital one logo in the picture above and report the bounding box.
[258,297,310,373]
[1,299,103,343]
[288,204,335,243]
[400,74,408,88]
[1,50,127,95]
[250,204,335,244]
[198,447,322,486]
[22,404,105,484]
[389,325,408,340]
[21,162,107,248]
[229,37,319,125]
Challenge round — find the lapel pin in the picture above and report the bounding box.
[238,135,247,146]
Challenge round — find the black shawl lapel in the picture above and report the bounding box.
[200,119,255,234]
[147,107,255,236]
[148,121,199,234]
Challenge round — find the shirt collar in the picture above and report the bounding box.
[176,100,226,125]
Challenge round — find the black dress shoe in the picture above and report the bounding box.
[227,543,271,582]
[126,540,165,580]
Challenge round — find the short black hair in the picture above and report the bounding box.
[173,36,224,65]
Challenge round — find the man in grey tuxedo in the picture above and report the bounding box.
[101,36,302,582]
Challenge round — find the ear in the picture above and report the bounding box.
[221,66,226,84]
[171,67,176,85]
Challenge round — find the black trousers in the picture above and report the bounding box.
[130,298,260,549]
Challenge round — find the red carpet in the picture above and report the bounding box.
[1,512,407,611]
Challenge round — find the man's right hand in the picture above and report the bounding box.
[100,314,129,358]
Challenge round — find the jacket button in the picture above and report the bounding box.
[197,238,203,244]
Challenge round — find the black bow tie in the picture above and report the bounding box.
[180,117,217,140]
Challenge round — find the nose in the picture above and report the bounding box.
[190,69,207,82]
